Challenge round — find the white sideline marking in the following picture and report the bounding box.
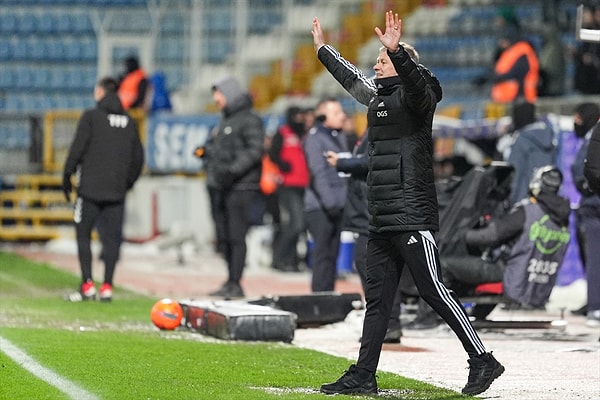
[0,335,99,400]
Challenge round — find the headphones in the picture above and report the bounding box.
[529,166,562,197]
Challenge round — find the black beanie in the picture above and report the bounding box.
[512,101,536,131]
[575,102,600,134]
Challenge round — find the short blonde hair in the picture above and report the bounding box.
[380,42,420,63]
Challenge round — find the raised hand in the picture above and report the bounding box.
[374,10,402,53]
[312,17,325,51]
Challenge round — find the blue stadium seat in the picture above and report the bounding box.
[0,13,18,34]
[205,38,233,64]
[71,14,93,35]
[17,13,37,35]
[32,69,52,89]
[0,68,14,89]
[161,13,185,35]
[204,9,232,34]
[15,68,35,90]
[37,11,57,34]
[54,13,73,34]
[0,38,12,61]
[4,94,23,111]
[11,38,31,60]
[79,38,98,61]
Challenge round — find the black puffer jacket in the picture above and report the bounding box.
[585,123,600,196]
[335,137,368,235]
[63,92,144,202]
[204,88,265,191]
[317,44,442,232]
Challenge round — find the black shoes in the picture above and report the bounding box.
[462,352,505,395]
[404,314,442,330]
[320,364,377,395]
[383,326,402,343]
[208,281,245,299]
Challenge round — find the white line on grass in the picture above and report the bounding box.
[0,335,99,400]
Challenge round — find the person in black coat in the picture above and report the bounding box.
[313,11,503,396]
[585,122,600,196]
[303,97,349,292]
[202,76,265,299]
[63,76,144,302]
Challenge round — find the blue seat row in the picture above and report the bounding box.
[0,37,97,62]
[0,66,97,91]
[0,12,94,35]
[0,0,147,6]
[2,92,94,112]
[0,122,31,149]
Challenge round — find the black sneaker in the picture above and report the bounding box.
[209,282,245,299]
[383,327,402,343]
[320,364,377,395]
[462,352,505,395]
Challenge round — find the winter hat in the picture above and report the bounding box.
[575,102,600,134]
[512,101,536,131]
[212,76,244,103]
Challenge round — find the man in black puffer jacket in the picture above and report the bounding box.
[202,76,265,299]
[313,11,503,396]
[63,76,144,302]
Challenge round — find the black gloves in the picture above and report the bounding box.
[62,174,72,202]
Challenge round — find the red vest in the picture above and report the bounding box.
[118,69,146,110]
[278,125,309,188]
[492,41,539,104]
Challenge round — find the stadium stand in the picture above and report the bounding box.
[0,0,593,241]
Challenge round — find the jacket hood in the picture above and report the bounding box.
[419,65,443,102]
[536,190,571,226]
[212,76,245,105]
[519,122,555,151]
[97,92,126,114]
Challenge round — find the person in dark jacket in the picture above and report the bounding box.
[507,101,557,204]
[585,122,600,196]
[303,97,349,292]
[444,166,571,315]
[203,76,265,299]
[63,76,144,302]
[117,56,148,111]
[313,11,503,396]
[571,102,600,327]
[268,106,310,272]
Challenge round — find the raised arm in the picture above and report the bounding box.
[374,10,402,52]
[312,17,377,106]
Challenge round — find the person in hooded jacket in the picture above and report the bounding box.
[117,56,148,111]
[507,101,558,204]
[63,76,144,302]
[202,76,265,299]
[312,10,504,396]
[585,123,600,196]
[571,102,600,327]
[443,166,571,315]
[490,25,539,104]
[267,106,310,272]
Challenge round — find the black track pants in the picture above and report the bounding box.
[357,230,487,372]
[74,197,124,285]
